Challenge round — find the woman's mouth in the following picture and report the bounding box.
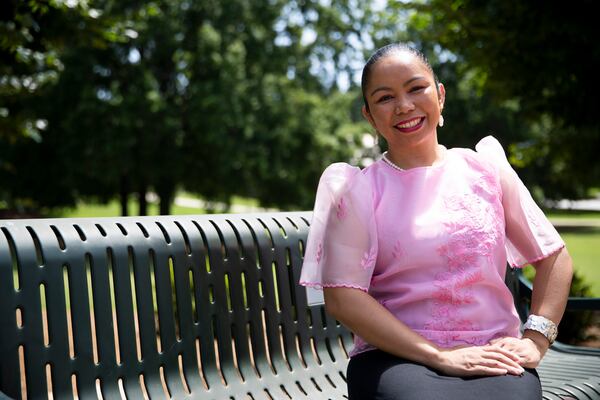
[394,117,425,133]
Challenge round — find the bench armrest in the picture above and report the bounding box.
[517,272,600,312]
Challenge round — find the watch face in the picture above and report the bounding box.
[542,320,557,341]
[525,315,557,343]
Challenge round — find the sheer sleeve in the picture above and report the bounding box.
[475,136,565,268]
[299,163,378,291]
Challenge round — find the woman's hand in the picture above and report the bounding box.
[489,335,547,369]
[433,344,525,377]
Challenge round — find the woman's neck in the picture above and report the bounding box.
[385,138,445,170]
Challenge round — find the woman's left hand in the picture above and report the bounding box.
[488,336,547,368]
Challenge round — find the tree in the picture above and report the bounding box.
[179,0,372,210]
[396,0,599,199]
[2,0,372,215]
[0,0,126,213]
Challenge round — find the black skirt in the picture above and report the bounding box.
[347,349,542,400]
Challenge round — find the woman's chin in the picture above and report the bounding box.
[391,124,436,143]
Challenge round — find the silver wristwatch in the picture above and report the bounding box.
[523,314,558,344]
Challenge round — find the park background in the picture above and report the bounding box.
[1,0,598,343]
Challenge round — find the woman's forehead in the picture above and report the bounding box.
[370,51,432,82]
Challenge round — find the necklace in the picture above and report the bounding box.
[381,147,447,171]
[381,151,405,171]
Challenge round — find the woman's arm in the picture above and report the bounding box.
[324,287,525,376]
[491,247,573,366]
[523,247,573,351]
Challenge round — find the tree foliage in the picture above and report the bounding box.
[1,0,371,215]
[0,0,121,211]
[3,0,596,216]
[397,0,599,199]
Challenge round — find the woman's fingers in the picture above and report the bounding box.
[480,346,525,374]
[484,344,521,362]
[440,345,528,377]
[479,356,524,375]
[485,338,542,368]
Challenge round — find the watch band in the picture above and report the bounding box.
[523,314,558,344]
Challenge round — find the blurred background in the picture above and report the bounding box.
[2,0,598,215]
[1,0,598,340]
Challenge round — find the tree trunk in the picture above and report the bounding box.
[120,176,129,216]
[159,189,172,215]
[157,179,174,215]
[138,186,148,216]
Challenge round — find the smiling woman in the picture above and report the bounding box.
[361,44,446,170]
[299,43,574,400]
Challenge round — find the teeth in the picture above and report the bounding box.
[396,118,422,129]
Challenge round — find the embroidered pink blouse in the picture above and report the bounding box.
[299,136,565,357]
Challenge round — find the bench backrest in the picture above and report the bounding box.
[0,213,351,399]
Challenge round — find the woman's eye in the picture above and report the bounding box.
[377,94,393,102]
[410,86,426,92]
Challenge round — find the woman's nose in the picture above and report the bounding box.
[395,97,415,114]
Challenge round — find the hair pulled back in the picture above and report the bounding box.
[361,43,439,112]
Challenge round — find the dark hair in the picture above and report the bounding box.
[361,43,440,112]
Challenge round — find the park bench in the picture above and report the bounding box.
[0,212,599,399]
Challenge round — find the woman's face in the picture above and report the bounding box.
[362,51,445,149]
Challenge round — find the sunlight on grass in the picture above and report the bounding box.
[59,199,152,218]
[54,192,270,218]
[231,196,261,207]
[57,197,205,218]
[561,228,600,296]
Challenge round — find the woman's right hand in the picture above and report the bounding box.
[433,344,525,377]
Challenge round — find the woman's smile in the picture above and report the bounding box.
[394,116,426,133]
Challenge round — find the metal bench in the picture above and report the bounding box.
[0,212,598,399]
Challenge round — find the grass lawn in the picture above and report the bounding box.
[53,198,206,218]
[523,225,600,297]
[545,211,600,296]
[556,227,600,296]
[54,193,268,218]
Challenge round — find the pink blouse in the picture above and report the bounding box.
[299,136,565,357]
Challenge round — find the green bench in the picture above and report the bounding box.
[0,212,598,399]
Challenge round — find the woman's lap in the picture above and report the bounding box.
[347,349,542,400]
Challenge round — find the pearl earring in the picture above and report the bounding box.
[438,115,444,127]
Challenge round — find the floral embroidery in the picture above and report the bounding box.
[425,175,503,345]
[316,242,323,263]
[419,329,488,347]
[472,172,499,199]
[336,196,348,220]
[361,246,377,270]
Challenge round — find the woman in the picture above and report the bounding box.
[299,43,573,399]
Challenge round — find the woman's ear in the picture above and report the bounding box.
[362,105,377,130]
[438,83,446,111]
